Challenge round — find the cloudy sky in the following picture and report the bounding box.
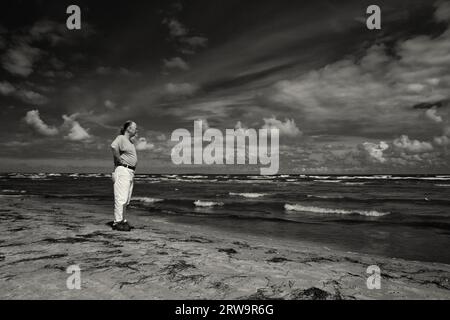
[1,0,449,173]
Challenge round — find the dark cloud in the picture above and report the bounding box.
[1,0,450,173]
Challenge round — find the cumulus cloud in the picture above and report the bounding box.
[62,114,92,141]
[434,1,450,22]
[162,16,208,54]
[235,121,247,130]
[2,43,41,77]
[104,100,116,109]
[95,66,141,77]
[269,2,450,138]
[0,81,15,95]
[393,135,433,153]
[425,107,443,123]
[262,116,301,137]
[15,89,49,105]
[29,20,65,45]
[163,18,188,37]
[135,137,154,151]
[165,82,198,96]
[0,81,48,105]
[181,36,208,47]
[434,126,450,146]
[156,134,167,141]
[163,57,189,71]
[196,118,210,130]
[434,135,450,146]
[24,110,58,136]
[361,141,389,163]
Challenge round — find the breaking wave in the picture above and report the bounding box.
[284,204,390,217]
[132,197,164,203]
[229,192,267,198]
[194,200,224,207]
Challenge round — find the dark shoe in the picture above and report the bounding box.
[123,220,134,229]
[112,221,131,232]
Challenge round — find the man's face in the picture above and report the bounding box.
[128,122,137,137]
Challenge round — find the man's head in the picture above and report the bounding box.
[120,120,137,137]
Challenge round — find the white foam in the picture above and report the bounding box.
[85,173,102,178]
[163,174,179,178]
[132,197,163,203]
[8,174,27,178]
[229,192,267,198]
[184,175,208,179]
[194,200,224,207]
[246,175,274,180]
[307,194,343,199]
[284,204,389,217]
[2,189,26,193]
[435,184,450,187]
[174,178,217,183]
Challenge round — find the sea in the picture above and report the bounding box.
[1,172,450,264]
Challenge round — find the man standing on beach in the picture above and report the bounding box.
[110,120,138,231]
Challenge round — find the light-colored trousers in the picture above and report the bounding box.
[112,166,134,222]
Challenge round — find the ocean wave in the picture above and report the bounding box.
[284,204,390,217]
[229,192,267,198]
[132,197,164,203]
[313,179,342,183]
[343,182,366,185]
[308,175,331,179]
[194,200,224,207]
[307,194,343,199]
[183,175,208,179]
[134,180,160,184]
[84,173,103,178]
[230,179,273,184]
[245,175,274,180]
[2,189,26,193]
[0,194,26,197]
[173,178,218,183]
[338,175,391,180]
[435,184,450,187]
[389,176,450,181]
[8,174,28,178]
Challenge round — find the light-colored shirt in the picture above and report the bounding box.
[111,135,137,167]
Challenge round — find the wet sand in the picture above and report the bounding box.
[0,195,449,299]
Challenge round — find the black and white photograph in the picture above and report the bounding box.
[0,0,450,305]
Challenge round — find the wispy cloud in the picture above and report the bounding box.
[24,110,59,136]
[62,114,92,142]
[2,43,41,77]
[165,82,199,96]
[163,57,190,71]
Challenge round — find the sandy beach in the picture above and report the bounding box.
[0,195,449,300]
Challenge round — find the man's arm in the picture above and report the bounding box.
[111,146,122,166]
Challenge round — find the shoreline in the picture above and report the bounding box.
[0,195,449,299]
